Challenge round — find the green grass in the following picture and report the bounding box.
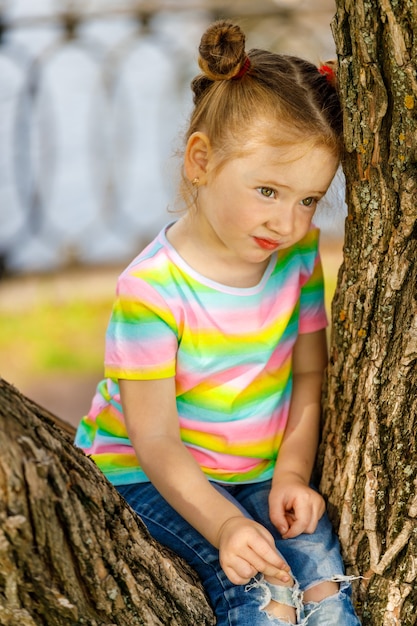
[0,298,113,377]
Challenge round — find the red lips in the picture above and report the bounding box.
[253,236,280,251]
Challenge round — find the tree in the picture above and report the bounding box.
[2,2,416,625]
[318,1,417,624]
[0,378,215,625]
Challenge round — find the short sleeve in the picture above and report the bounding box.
[104,269,179,380]
[298,228,328,334]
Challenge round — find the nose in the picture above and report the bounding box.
[266,204,295,236]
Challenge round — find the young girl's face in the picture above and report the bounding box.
[195,141,338,268]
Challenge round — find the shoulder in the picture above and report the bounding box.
[116,226,174,293]
[122,227,168,275]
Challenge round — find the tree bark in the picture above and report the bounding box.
[0,377,215,626]
[319,1,417,624]
[2,4,417,624]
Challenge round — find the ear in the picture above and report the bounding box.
[184,132,211,183]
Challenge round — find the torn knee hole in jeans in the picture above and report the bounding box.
[304,574,360,602]
[245,574,361,624]
[303,574,362,620]
[245,575,303,623]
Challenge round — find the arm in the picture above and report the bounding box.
[269,329,328,539]
[119,377,290,584]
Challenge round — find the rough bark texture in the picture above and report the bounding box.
[0,377,215,626]
[319,1,417,624]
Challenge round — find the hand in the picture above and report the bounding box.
[269,477,325,539]
[217,516,291,585]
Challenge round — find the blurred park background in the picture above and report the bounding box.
[0,0,345,428]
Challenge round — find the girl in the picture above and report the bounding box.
[75,20,361,625]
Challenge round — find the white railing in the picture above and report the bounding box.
[0,0,336,274]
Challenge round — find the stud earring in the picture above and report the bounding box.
[191,177,200,186]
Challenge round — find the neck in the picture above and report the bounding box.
[167,217,270,288]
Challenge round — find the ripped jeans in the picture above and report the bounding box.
[116,480,361,625]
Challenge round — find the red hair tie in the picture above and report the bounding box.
[233,57,251,80]
[319,64,336,85]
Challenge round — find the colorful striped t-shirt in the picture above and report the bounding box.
[75,223,328,486]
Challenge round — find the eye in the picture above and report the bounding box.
[300,196,317,208]
[257,186,276,198]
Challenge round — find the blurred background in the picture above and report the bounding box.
[0,0,345,428]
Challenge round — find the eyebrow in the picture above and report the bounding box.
[262,180,328,196]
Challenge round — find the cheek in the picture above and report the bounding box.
[298,205,316,222]
[227,209,258,233]
[294,210,315,235]
[216,200,255,231]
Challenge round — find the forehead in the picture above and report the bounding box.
[219,119,339,162]
[237,113,333,145]
[227,142,339,192]
[209,118,339,182]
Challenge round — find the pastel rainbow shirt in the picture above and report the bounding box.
[75,223,328,486]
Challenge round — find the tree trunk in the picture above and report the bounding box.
[319,1,417,624]
[2,5,416,624]
[0,377,215,626]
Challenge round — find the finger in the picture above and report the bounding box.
[247,535,289,572]
[281,509,312,538]
[285,498,325,537]
[241,536,292,581]
[283,511,320,538]
[261,563,292,582]
[270,506,290,535]
[221,555,257,585]
[282,519,308,538]
[302,507,324,534]
[245,548,291,581]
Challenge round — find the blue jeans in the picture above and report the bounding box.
[117,480,361,625]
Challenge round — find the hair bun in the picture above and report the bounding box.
[198,20,247,81]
